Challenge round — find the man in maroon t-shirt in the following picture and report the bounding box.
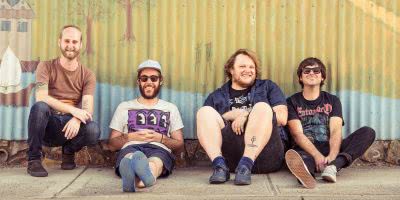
[27,25,100,177]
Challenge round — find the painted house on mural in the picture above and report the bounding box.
[0,0,34,60]
[0,0,37,106]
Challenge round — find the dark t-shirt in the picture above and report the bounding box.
[287,91,343,143]
[229,87,252,111]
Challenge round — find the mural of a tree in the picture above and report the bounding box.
[118,0,146,42]
[73,0,109,55]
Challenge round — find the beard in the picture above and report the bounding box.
[61,48,80,60]
[233,76,255,88]
[139,83,161,99]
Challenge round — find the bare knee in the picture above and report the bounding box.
[251,102,273,115]
[197,106,218,119]
[197,106,224,124]
[148,157,164,177]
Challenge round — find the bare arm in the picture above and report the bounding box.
[107,129,150,151]
[222,109,249,121]
[36,82,76,114]
[288,119,326,171]
[272,104,288,126]
[81,95,94,115]
[35,82,92,123]
[107,128,184,152]
[327,117,343,162]
[108,129,128,151]
[159,129,184,152]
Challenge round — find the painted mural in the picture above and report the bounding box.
[0,0,399,140]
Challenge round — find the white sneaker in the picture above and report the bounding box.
[321,165,337,183]
[285,149,316,189]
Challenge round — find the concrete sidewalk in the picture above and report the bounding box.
[1,165,399,200]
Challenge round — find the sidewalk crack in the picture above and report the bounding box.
[51,166,89,199]
[266,174,278,196]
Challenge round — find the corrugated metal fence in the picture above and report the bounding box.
[0,0,399,140]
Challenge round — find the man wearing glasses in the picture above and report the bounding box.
[285,57,376,189]
[108,60,184,192]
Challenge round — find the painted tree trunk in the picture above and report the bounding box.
[124,0,135,41]
[86,16,93,54]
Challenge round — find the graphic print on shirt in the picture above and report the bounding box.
[297,103,333,142]
[229,89,252,112]
[127,109,170,135]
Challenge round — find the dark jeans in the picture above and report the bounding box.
[294,126,376,175]
[221,122,285,174]
[27,102,100,161]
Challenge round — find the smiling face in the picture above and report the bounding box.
[300,65,324,88]
[137,68,162,99]
[58,27,82,61]
[229,54,256,90]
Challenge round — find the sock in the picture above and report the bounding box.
[238,156,254,170]
[330,155,348,170]
[130,151,155,187]
[119,157,136,192]
[212,156,226,168]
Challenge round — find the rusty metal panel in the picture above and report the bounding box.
[0,0,399,140]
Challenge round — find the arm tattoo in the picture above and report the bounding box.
[82,98,89,111]
[247,136,258,148]
[35,82,48,91]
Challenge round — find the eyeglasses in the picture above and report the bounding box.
[302,67,321,74]
[139,75,160,82]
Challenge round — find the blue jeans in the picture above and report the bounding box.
[27,102,100,161]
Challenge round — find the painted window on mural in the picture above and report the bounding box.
[17,21,27,32]
[1,21,11,31]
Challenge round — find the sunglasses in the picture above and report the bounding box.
[302,67,321,74]
[139,75,160,82]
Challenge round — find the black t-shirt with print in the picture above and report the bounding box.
[229,87,252,112]
[287,91,343,143]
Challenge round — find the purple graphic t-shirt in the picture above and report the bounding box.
[109,99,184,152]
[127,109,170,135]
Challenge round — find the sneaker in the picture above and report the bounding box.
[321,165,337,183]
[61,153,76,170]
[285,149,316,189]
[27,160,48,177]
[209,164,230,184]
[234,164,251,185]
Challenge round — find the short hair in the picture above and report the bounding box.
[224,49,261,79]
[59,25,82,41]
[297,57,327,88]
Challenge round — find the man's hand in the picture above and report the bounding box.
[62,117,82,140]
[326,154,337,164]
[127,129,162,143]
[313,153,328,172]
[71,108,92,124]
[231,115,247,135]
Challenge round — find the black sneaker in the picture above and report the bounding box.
[27,160,48,177]
[209,164,230,184]
[234,164,251,185]
[61,153,76,170]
